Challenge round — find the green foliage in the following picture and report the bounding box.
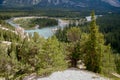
[55,27,69,42]
[83,11,102,73]
[0,15,13,30]
[100,45,116,75]
[115,54,120,74]
[66,27,81,42]
[0,20,15,30]
[14,18,58,29]
[65,27,82,67]
[97,14,120,53]
[67,42,81,67]
[56,27,82,67]
[0,28,21,42]
[0,44,21,80]
[0,32,68,79]
[38,36,68,75]
[33,32,40,42]
[83,11,116,74]
[0,11,119,80]
[0,10,85,18]
[0,15,11,20]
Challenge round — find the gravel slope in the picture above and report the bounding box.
[37,68,109,80]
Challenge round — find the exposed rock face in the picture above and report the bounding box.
[15,26,25,39]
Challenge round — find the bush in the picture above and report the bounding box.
[37,36,68,75]
[115,54,120,74]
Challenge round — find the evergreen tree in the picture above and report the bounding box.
[66,27,81,42]
[115,54,120,74]
[38,36,68,75]
[84,11,103,73]
[33,32,40,42]
[66,27,81,67]
[83,11,116,74]
[71,42,81,67]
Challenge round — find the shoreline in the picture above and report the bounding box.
[6,16,69,38]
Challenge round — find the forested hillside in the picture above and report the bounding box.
[0,12,120,80]
[55,13,120,79]
[97,14,120,53]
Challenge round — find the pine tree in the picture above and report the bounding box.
[66,27,81,42]
[33,32,40,42]
[84,11,116,74]
[84,11,102,73]
[66,27,81,67]
[115,54,120,74]
[38,36,68,75]
[71,42,81,67]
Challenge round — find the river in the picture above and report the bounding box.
[6,15,102,39]
[6,17,69,39]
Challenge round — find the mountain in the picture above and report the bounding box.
[0,0,120,11]
[102,0,120,7]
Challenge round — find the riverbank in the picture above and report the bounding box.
[6,17,69,38]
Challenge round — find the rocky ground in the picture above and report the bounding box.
[37,68,109,80]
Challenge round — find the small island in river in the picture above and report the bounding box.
[13,17,58,30]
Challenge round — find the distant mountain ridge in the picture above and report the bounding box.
[0,0,120,11]
[102,0,120,7]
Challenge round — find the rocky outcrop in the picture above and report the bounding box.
[37,68,109,80]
